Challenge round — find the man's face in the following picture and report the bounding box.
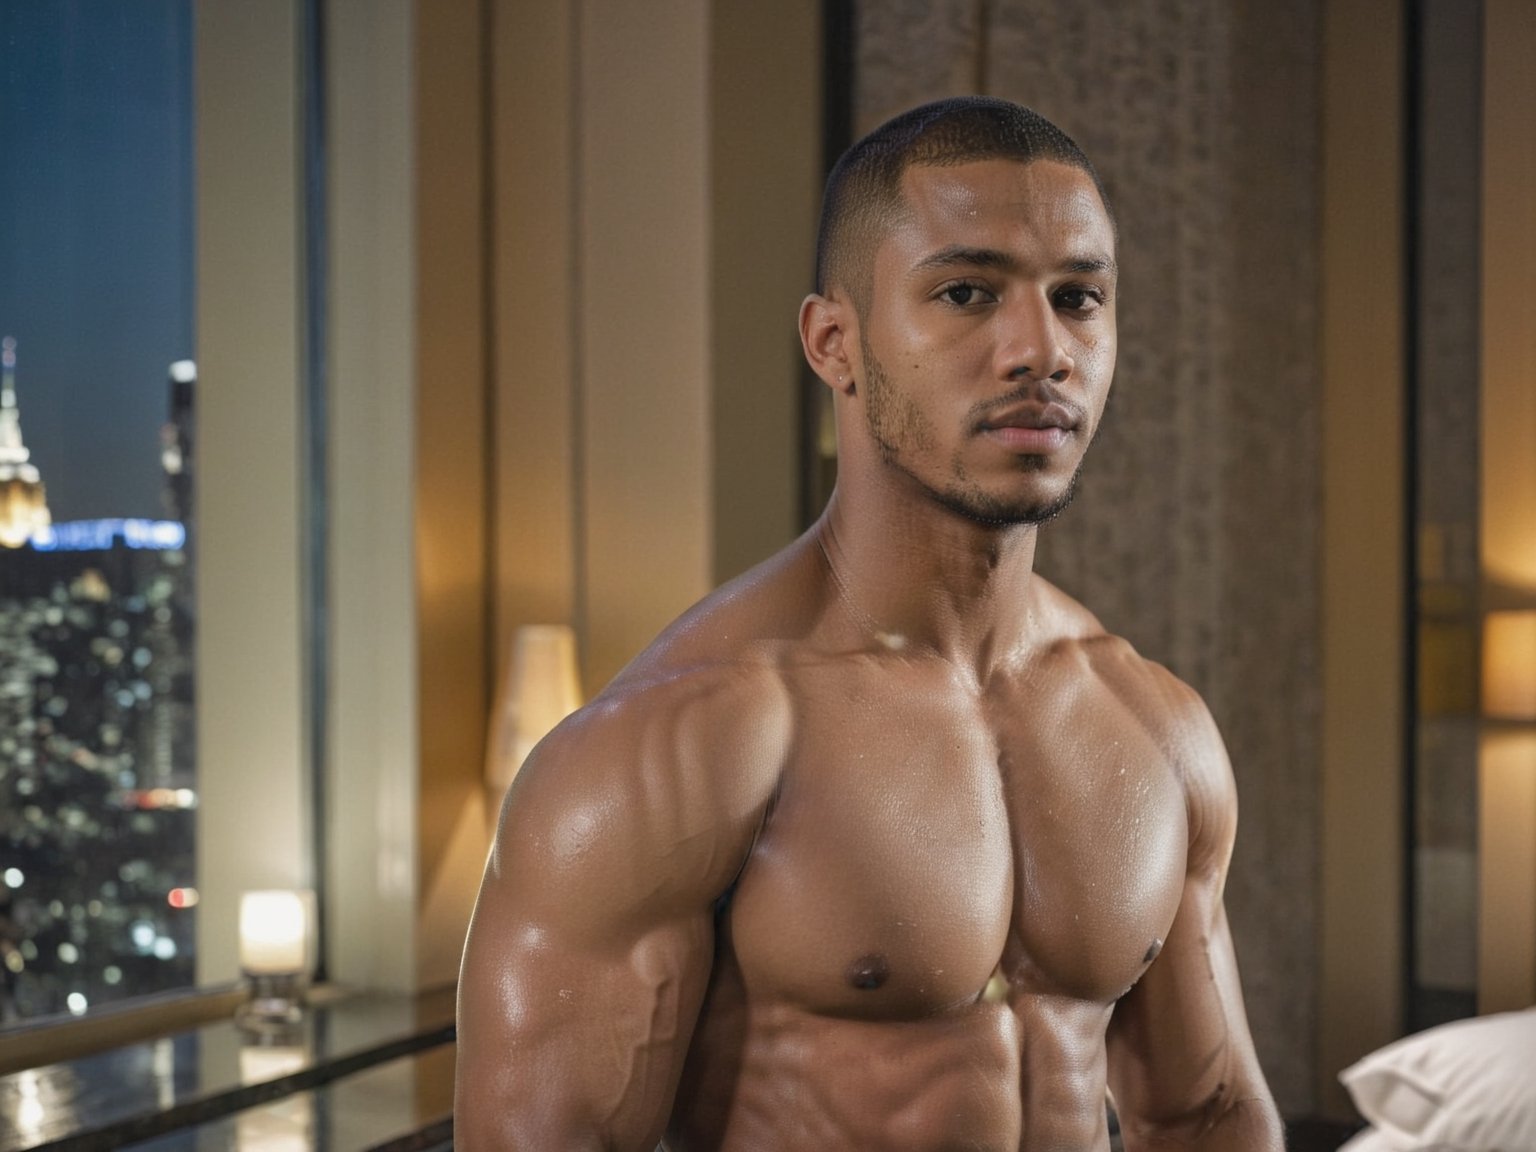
[851,158,1118,526]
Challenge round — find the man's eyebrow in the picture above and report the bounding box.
[1063,255,1118,275]
[910,246,1118,276]
[910,245,1018,274]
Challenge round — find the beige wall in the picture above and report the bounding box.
[195,0,311,985]
[709,3,821,582]
[1480,0,1536,596]
[324,0,822,993]
[328,0,824,995]
[1479,731,1536,1011]
[412,0,495,991]
[577,0,715,690]
[166,0,815,1011]
[489,0,819,694]
[326,0,419,995]
[1478,0,1536,1015]
[198,0,432,1000]
[490,0,578,647]
[1317,0,1406,1117]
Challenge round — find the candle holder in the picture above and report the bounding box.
[237,890,314,1033]
[240,971,306,1028]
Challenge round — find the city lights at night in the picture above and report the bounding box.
[1,0,198,1025]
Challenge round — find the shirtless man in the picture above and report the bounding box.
[456,96,1284,1151]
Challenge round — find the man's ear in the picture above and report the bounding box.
[799,293,857,397]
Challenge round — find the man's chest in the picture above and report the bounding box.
[724,667,1190,1017]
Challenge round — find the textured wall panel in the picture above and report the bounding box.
[855,0,1322,1112]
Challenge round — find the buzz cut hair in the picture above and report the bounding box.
[814,96,1113,306]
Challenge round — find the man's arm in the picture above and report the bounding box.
[1106,686,1283,1151]
[455,671,784,1150]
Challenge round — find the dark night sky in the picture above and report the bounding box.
[0,0,194,523]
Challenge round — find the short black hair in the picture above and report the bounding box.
[815,96,1113,303]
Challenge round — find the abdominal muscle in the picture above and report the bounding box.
[667,978,1114,1152]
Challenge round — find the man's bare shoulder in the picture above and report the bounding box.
[571,641,794,788]
[526,638,791,804]
[497,546,823,889]
[1029,575,1234,820]
[491,648,791,923]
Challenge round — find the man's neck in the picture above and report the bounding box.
[815,478,1044,677]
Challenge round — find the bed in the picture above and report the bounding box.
[1336,1007,1536,1151]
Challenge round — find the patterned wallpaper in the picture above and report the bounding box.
[853,0,1324,1112]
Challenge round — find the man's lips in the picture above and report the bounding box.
[976,402,1079,453]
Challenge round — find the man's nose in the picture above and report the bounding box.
[997,294,1073,383]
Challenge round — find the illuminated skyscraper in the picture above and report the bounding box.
[0,337,51,549]
[160,360,194,525]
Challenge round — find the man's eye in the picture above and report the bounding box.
[1055,287,1104,312]
[940,283,988,306]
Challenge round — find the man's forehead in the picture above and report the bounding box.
[889,158,1114,256]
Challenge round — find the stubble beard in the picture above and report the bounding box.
[861,337,1088,528]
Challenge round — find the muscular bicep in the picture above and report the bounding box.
[457,876,712,1150]
[455,686,780,1151]
[1105,693,1276,1147]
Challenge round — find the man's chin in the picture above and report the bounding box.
[933,480,1080,528]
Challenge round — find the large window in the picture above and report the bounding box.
[0,0,197,1023]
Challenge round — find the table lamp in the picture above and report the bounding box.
[486,624,583,792]
[238,889,315,1028]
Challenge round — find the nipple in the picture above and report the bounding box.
[1142,938,1164,966]
[846,953,890,991]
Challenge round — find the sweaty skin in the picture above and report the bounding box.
[456,159,1283,1151]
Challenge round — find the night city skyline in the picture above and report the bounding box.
[1,1,199,1026]
[0,0,194,523]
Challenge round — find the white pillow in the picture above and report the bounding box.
[1337,1127,1406,1152]
[1339,1008,1536,1150]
